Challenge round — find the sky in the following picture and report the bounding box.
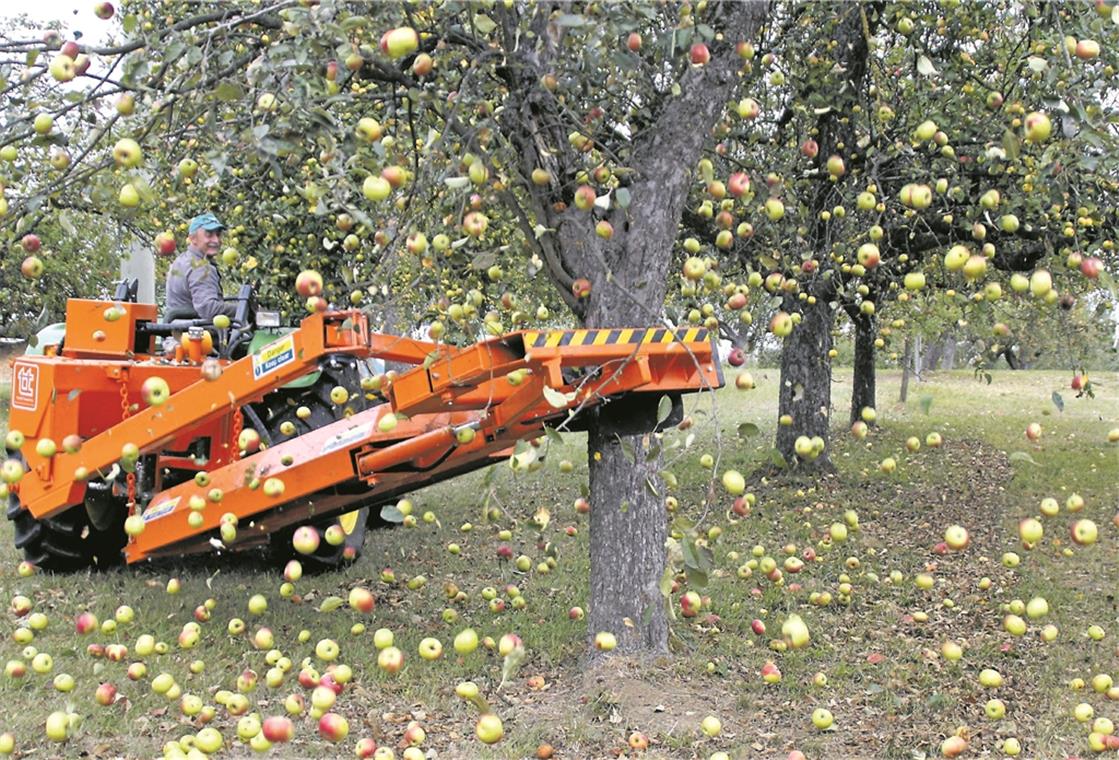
[7,0,115,46]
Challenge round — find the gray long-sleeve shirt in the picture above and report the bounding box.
[164,246,237,321]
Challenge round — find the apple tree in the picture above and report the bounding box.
[0,0,776,656]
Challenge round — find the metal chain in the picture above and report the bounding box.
[119,377,137,514]
[231,409,243,461]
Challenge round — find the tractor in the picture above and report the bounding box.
[2,280,721,571]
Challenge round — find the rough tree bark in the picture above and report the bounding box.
[849,310,877,425]
[775,293,835,464]
[900,335,913,403]
[497,0,770,656]
[774,5,876,468]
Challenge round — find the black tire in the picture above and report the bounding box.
[254,355,379,569]
[5,456,127,572]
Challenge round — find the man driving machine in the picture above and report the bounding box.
[164,212,238,322]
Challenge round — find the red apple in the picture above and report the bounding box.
[154,232,176,256]
[800,139,819,158]
[93,2,115,20]
[626,32,641,52]
[295,269,323,298]
[21,234,41,252]
[94,682,117,706]
[318,712,349,742]
[262,716,294,743]
[689,42,710,66]
[728,172,751,197]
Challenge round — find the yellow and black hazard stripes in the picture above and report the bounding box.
[524,327,709,349]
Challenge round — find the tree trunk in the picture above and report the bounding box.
[850,311,876,425]
[941,334,957,370]
[490,1,769,657]
[775,294,835,467]
[900,335,913,402]
[912,334,924,380]
[586,401,668,653]
[774,5,876,469]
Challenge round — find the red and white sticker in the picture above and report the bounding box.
[11,362,38,411]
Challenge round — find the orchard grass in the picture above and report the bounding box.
[0,369,1115,758]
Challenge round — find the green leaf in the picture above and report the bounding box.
[543,426,563,446]
[214,81,244,102]
[318,596,345,612]
[543,386,572,408]
[659,567,675,598]
[473,13,497,34]
[737,422,759,438]
[122,14,138,33]
[685,566,708,589]
[1051,391,1064,413]
[1009,451,1039,467]
[379,505,405,523]
[656,395,673,425]
[614,187,631,209]
[645,477,659,498]
[919,395,934,415]
[616,435,635,465]
[1001,129,1020,161]
[917,55,937,77]
[768,448,787,468]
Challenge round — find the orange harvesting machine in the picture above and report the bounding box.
[3,288,722,571]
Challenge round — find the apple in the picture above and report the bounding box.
[348,587,375,613]
[764,197,785,220]
[119,183,140,207]
[856,243,880,268]
[141,376,171,407]
[418,637,443,661]
[1024,111,1051,143]
[75,611,98,635]
[689,42,710,65]
[363,175,392,202]
[728,172,751,197]
[1025,422,1042,442]
[680,590,702,618]
[800,138,818,158]
[1019,518,1043,546]
[377,646,404,674]
[45,711,70,742]
[700,714,722,737]
[292,526,320,555]
[826,154,845,178]
[769,311,793,338]
[811,707,833,730]
[318,713,349,742]
[941,736,968,757]
[453,628,479,655]
[593,631,617,651]
[294,269,323,298]
[380,27,419,59]
[1080,256,1103,279]
[49,54,76,82]
[1071,519,1098,546]
[463,211,489,237]
[21,256,44,279]
[94,2,115,19]
[112,138,142,168]
[412,52,434,76]
[782,613,810,648]
[153,232,176,256]
[944,525,969,550]
[476,714,504,744]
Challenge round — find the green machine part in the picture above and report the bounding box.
[249,328,320,389]
[23,323,67,356]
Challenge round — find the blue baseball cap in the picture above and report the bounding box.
[188,212,225,235]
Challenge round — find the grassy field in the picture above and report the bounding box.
[0,367,1117,759]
